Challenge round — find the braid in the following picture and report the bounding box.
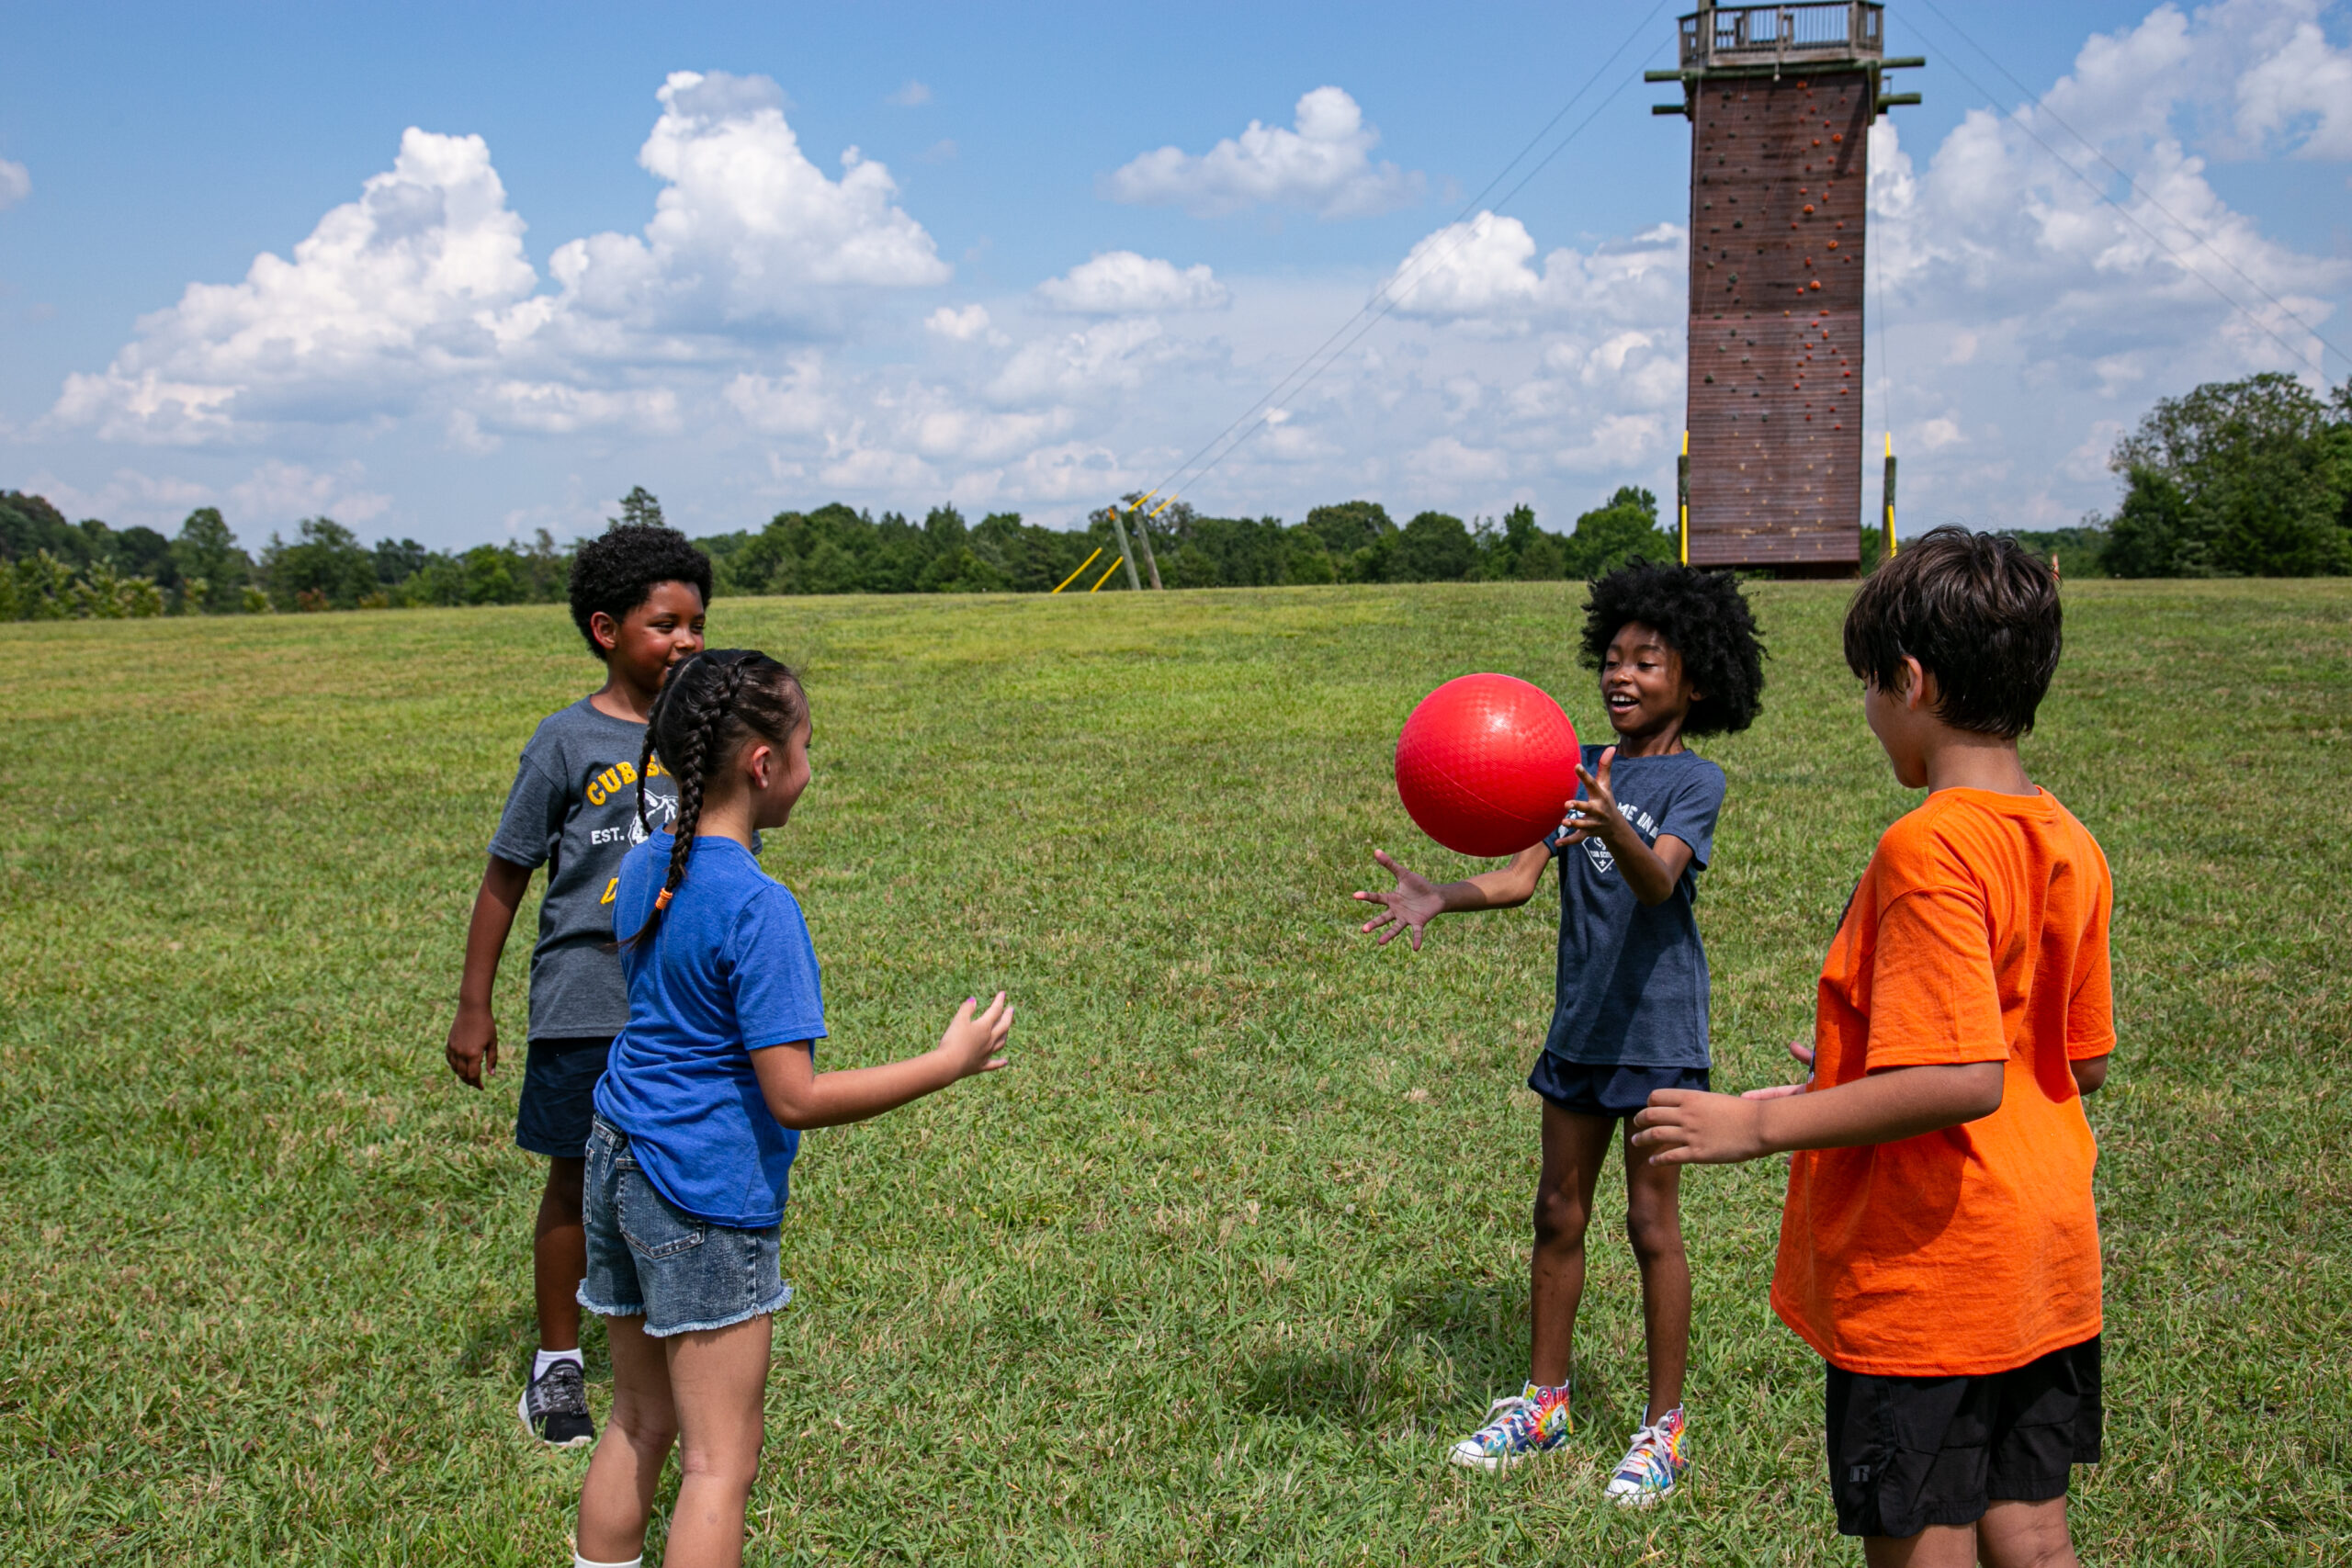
[634,714,661,836]
[631,651,787,943]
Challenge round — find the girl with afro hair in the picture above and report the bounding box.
[1354,562,1764,1502]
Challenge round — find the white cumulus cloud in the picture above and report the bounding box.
[1035,252,1230,314]
[0,159,28,211]
[50,73,955,447]
[924,304,994,341]
[545,71,949,334]
[1104,87,1422,220]
[51,128,536,443]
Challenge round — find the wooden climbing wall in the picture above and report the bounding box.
[1684,70,1870,571]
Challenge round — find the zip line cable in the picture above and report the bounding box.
[1132,0,1673,513]
[1907,0,2344,378]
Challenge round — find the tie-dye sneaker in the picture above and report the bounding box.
[1448,1382,1573,1472]
[1603,1405,1688,1505]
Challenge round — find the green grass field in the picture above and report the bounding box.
[3,579,2347,1565]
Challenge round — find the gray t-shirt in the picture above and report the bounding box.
[1539,744,1725,1068]
[490,697,679,1041]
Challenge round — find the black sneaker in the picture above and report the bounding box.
[518,1358,595,1448]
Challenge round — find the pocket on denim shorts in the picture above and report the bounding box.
[616,1157,708,1259]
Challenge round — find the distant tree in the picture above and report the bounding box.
[1304,500,1396,558]
[1564,486,1676,579]
[374,536,432,585]
[610,486,666,532]
[110,525,177,591]
[262,517,379,610]
[1395,511,1475,581]
[171,508,253,613]
[2101,373,2349,577]
[0,491,85,564]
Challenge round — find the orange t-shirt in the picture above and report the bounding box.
[1770,787,2114,1377]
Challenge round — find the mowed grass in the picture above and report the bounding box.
[1,579,2346,1566]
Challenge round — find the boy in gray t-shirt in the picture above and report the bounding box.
[443,522,711,1447]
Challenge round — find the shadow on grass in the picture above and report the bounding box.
[453,1301,611,1381]
[1235,1275,1643,1435]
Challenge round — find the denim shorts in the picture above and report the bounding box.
[577,1116,793,1337]
[514,1035,613,1158]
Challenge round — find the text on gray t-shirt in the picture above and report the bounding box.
[489,696,678,1041]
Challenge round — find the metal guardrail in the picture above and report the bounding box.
[1678,3,1884,68]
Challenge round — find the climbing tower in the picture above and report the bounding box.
[1651,4,1919,573]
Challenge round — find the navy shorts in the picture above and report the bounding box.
[1528,1055,1710,1118]
[577,1117,792,1337]
[1826,1337,2102,1539]
[514,1035,614,1159]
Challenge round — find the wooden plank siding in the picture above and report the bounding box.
[1684,70,1871,570]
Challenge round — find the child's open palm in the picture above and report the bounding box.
[1353,850,1446,950]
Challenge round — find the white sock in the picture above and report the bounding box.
[534,1347,584,1381]
[573,1555,640,1568]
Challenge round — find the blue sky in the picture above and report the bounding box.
[3,0,2346,549]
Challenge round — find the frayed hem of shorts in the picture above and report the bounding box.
[629,1284,795,1339]
[576,1288,643,1319]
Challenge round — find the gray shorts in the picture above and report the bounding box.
[576,1116,792,1337]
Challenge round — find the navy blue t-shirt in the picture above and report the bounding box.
[596,832,828,1227]
[1540,744,1725,1068]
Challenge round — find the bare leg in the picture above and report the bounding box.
[1975,1496,2079,1568]
[1528,1101,1617,1389]
[535,1156,586,1353]
[658,1314,774,1568]
[577,1314,677,1564]
[1622,1144,1690,1425]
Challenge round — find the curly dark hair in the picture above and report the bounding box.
[1844,525,2060,738]
[626,649,808,945]
[1577,562,1767,737]
[567,524,714,658]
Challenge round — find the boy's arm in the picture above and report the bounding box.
[2071,1055,2109,1095]
[1628,1061,2005,1164]
[1352,845,1551,952]
[446,855,534,1088]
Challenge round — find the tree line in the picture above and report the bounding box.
[0,483,1676,619]
[6,371,2343,619]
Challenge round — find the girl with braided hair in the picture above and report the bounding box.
[571,649,1012,1568]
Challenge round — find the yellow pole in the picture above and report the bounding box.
[1050,546,1104,593]
[1678,430,1690,566]
[1087,558,1123,592]
[1883,432,1898,558]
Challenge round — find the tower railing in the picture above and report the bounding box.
[1677,3,1884,69]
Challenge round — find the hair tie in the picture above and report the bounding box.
[654,888,673,911]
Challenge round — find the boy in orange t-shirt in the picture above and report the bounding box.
[1632,527,2111,1566]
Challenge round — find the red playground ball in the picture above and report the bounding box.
[1394,673,1580,858]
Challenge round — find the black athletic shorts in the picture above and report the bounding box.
[514,1035,615,1159]
[1528,1055,1710,1118]
[1826,1336,2102,1540]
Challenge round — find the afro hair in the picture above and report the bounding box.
[567,524,714,658]
[1577,562,1767,737]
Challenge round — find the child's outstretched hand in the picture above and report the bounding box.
[1353,850,1445,951]
[1741,1038,1817,1102]
[938,992,1013,1078]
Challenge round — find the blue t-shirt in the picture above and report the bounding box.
[595,832,828,1227]
[1540,744,1725,1068]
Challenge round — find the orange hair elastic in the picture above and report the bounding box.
[654,888,674,910]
